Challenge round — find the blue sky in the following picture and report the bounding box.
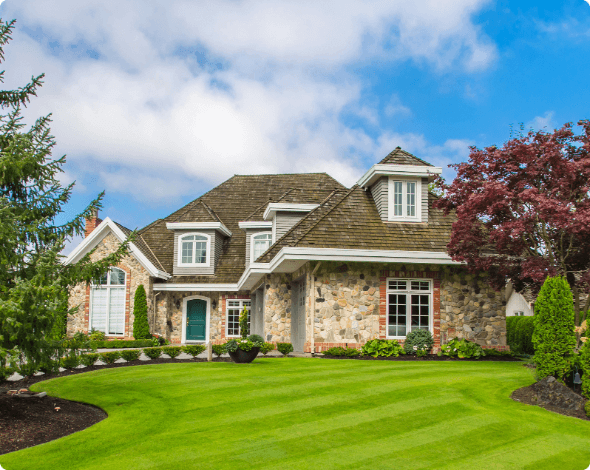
[2,0,590,251]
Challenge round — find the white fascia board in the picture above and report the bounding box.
[357,164,443,188]
[238,221,273,230]
[263,203,319,220]
[165,222,232,237]
[152,283,239,292]
[64,217,171,280]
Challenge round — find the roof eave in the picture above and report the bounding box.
[357,164,443,189]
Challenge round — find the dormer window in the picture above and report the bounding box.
[251,233,272,262]
[388,178,421,222]
[179,233,210,266]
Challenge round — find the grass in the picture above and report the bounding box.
[2,358,590,470]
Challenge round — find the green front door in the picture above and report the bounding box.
[186,299,207,341]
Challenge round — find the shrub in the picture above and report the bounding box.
[162,346,182,359]
[99,351,121,364]
[143,347,162,360]
[403,330,434,356]
[483,349,515,358]
[133,284,151,339]
[16,361,38,378]
[361,339,404,358]
[39,359,60,375]
[0,366,12,382]
[182,345,206,358]
[225,339,257,352]
[89,339,155,349]
[80,353,100,367]
[440,338,484,359]
[533,276,576,381]
[89,329,106,341]
[580,340,590,398]
[259,342,275,355]
[247,334,264,344]
[212,344,226,357]
[239,306,249,338]
[277,343,293,356]
[61,354,80,369]
[585,401,590,418]
[120,349,141,362]
[322,347,360,357]
[506,316,521,350]
[507,316,535,354]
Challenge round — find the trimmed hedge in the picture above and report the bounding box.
[143,348,162,360]
[162,346,182,359]
[99,351,121,364]
[277,343,293,356]
[89,339,155,349]
[259,342,275,355]
[212,344,226,357]
[182,345,206,357]
[120,349,142,362]
[80,353,100,367]
[322,347,360,357]
[506,316,535,354]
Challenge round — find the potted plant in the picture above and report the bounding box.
[225,307,262,363]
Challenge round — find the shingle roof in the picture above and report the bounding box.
[379,147,434,167]
[113,221,167,272]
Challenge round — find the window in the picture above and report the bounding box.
[388,178,421,221]
[251,232,272,262]
[90,267,126,336]
[178,233,210,266]
[514,311,524,316]
[386,279,432,339]
[226,300,251,337]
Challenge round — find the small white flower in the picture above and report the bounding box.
[413,345,418,350]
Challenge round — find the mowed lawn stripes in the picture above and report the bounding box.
[2,358,589,470]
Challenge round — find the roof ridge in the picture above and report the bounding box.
[200,200,224,224]
[379,147,433,167]
[138,218,162,234]
[139,234,166,272]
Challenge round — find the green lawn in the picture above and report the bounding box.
[2,358,590,470]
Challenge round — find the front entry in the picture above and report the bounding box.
[186,299,207,341]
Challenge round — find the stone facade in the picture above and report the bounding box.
[67,232,151,340]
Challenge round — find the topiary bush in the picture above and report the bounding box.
[143,347,162,360]
[533,276,576,381]
[259,342,275,355]
[361,339,404,358]
[440,338,484,359]
[61,354,80,369]
[277,343,293,356]
[120,349,141,362]
[322,347,360,357]
[247,334,264,344]
[99,351,121,364]
[212,344,226,357]
[403,330,434,357]
[133,284,150,340]
[182,345,206,358]
[80,353,100,367]
[162,346,182,359]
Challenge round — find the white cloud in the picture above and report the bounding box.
[1,0,495,202]
[526,111,556,132]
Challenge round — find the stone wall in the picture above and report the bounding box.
[67,232,151,339]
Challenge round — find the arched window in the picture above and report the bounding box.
[90,267,126,336]
[251,232,272,262]
[178,233,210,266]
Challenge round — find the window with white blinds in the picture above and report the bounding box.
[90,267,126,336]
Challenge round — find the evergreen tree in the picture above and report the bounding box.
[0,19,131,373]
[579,339,590,399]
[532,276,576,381]
[132,284,150,339]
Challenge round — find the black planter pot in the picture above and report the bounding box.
[228,347,260,364]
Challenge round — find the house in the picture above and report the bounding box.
[505,283,534,317]
[65,148,508,352]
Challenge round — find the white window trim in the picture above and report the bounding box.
[387,177,422,222]
[90,268,127,337]
[250,232,272,263]
[177,232,211,267]
[225,299,251,338]
[385,278,433,340]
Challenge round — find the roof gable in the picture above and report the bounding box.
[379,147,434,166]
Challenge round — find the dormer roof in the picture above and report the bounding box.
[378,147,434,166]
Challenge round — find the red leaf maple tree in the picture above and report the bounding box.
[435,120,590,327]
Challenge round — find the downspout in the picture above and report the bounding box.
[310,261,322,355]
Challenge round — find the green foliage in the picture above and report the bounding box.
[585,400,590,418]
[259,342,275,355]
[403,330,435,356]
[239,306,249,339]
[132,285,150,339]
[211,344,226,357]
[361,339,404,358]
[440,338,484,359]
[533,276,576,381]
[579,340,590,399]
[162,346,182,359]
[89,329,106,341]
[322,347,360,357]
[39,359,60,375]
[61,353,80,369]
[80,353,99,367]
[99,351,121,364]
[182,345,206,357]
[277,343,293,356]
[120,349,141,362]
[0,365,12,382]
[143,348,162,360]
[482,348,515,358]
[247,334,264,344]
[506,316,535,354]
[89,339,155,349]
[225,338,257,352]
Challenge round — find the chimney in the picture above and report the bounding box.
[85,208,102,238]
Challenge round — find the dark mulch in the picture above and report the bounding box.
[316,354,521,361]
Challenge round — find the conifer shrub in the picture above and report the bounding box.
[162,346,182,359]
[259,342,275,355]
[507,316,535,354]
[120,349,141,362]
[580,340,590,399]
[403,330,434,357]
[182,345,206,357]
[533,276,576,380]
[277,343,293,356]
[143,348,162,360]
[133,284,150,339]
[80,353,100,367]
[61,354,80,369]
[99,351,121,364]
[212,344,226,357]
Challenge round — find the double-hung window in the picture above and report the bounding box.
[178,233,210,266]
[386,279,432,339]
[90,267,126,336]
[226,299,251,337]
[388,178,421,221]
[251,232,272,262]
